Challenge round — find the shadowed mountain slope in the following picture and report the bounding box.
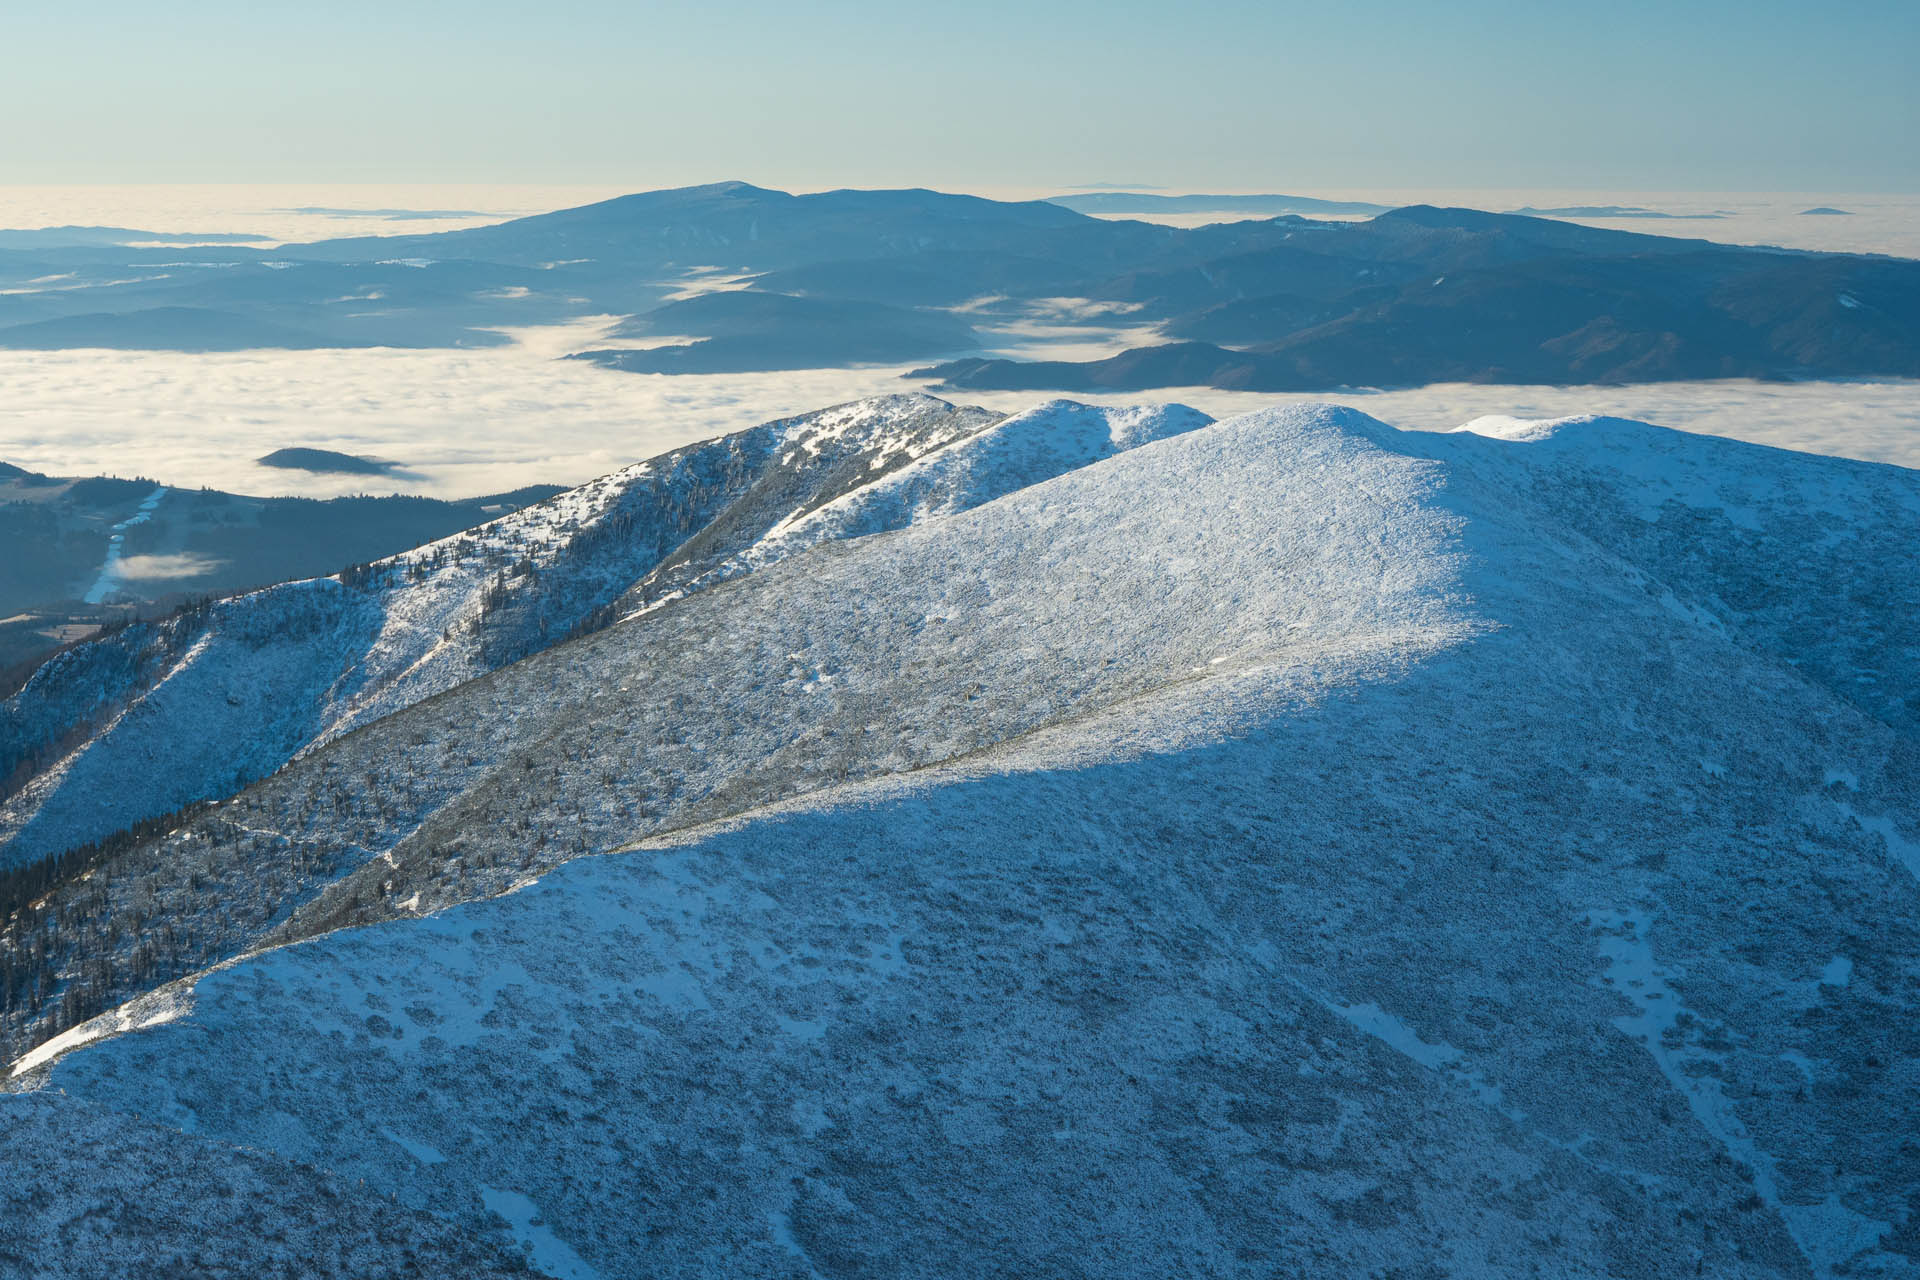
[3,399,1916,1276]
[571,290,981,372]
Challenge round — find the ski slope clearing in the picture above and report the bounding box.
[4,398,1918,1277]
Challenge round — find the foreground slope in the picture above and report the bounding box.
[6,404,1919,1278]
[0,1093,534,1278]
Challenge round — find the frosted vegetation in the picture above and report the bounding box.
[2,394,1916,1277]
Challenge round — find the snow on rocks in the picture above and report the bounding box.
[635,399,1215,611]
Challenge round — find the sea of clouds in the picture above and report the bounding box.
[4,328,1915,500]
[0,327,916,498]
[0,184,632,247]
[2,185,1916,498]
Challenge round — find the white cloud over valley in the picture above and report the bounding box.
[113,553,227,582]
[1,320,1915,501]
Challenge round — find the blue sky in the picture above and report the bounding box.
[3,0,1914,191]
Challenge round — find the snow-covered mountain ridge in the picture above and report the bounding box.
[0,394,1065,866]
[3,395,1917,1278]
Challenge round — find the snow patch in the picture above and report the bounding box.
[379,1125,447,1165]
[1832,801,1920,881]
[480,1186,600,1279]
[11,990,187,1078]
[1320,996,1518,1121]
[1587,908,1888,1275]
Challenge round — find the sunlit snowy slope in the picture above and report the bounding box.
[3,397,1917,1278]
[0,394,1034,864]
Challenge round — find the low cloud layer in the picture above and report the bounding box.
[0,183,633,248]
[1,321,1915,501]
[0,328,925,498]
[114,553,227,582]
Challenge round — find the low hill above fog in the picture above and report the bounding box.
[255,447,398,476]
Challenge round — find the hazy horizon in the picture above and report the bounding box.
[4,182,1918,258]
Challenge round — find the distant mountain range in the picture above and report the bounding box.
[274,206,496,220]
[918,207,1920,389]
[0,182,1914,387]
[0,226,269,248]
[2,393,1915,1276]
[1046,191,1391,216]
[1504,204,1727,220]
